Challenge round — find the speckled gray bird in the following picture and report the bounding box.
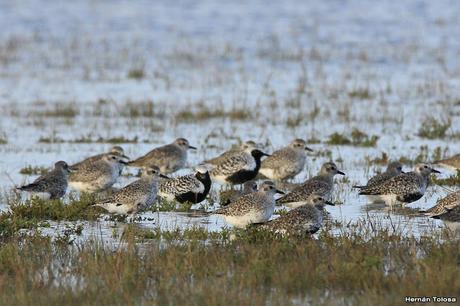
[17,161,72,200]
[354,161,404,190]
[128,138,196,174]
[219,180,258,206]
[209,147,270,185]
[259,139,313,181]
[69,153,127,193]
[434,153,460,172]
[158,165,212,204]
[204,140,258,166]
[358,163,440,205]
[276,162,345,208]
[259,194,334,235]
[71,145,129,175]
[431,205,460,224]
[423,191,460,216]
[95,166,167,217]
[213,181,284,228]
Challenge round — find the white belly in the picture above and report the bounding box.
[285,200,309,209]
[69,181,97,192]
[223,209,273,228]
[158,191,176,202]
[31,192,51,200]
[212,175,229,184]
[259,168,276,180]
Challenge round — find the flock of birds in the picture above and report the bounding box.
[15,137,460,235]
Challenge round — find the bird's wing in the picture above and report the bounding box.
[71,153,104,169]
[277,179,329,203]
[359,174,418,195]
[261,148,291,168]
[213,154,255,176]
[129,145,175,166]
[161,175,203,195]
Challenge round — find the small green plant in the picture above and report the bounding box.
[127,68,145,80]
[19,165,49,176]
[348,88,372,99]
[431,170,460,186]
[326,129,379,147]
[418,117,451,139]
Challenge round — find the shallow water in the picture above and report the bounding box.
[1,0,459,241]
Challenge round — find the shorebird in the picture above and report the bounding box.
[358,163,440,205]
[158,165,212,204]
[422,191,460,216]
[71,146,129,175]
[276,162,345,208]
[128,138,196,174]
[219,180,258,206]
[95,166,168,217]
[69,153,127,193]
[354,161,404,189]
[259,194,334,235]
[209,147,270,185]
[17,161,72,200]
[204,141,258,166]
[430,205,460,223]
[259,139,313,181]
[213,181,284,228]
[434,154,460,172]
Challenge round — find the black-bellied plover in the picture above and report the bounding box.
[71,146,129,175]
[434,153,460,172]
[259,139,313,181]
[213,181,284,228]
[220,180,258,206]
[158,165,212,204]
[209,147,270,185]
[204,140,258,165]
[276,162,345,208]
[128,138,196,174]
[422,191,460,216]
[95,166,168,217]
[17,161,72,200]
[431,205,460,223]
[259,194,334,235]
[69,153,127,193]
[353,161,404,203]
[358,163,440,205]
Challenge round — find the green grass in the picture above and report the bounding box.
[19,165,49,175]
[175,107,251,122]
[127,68,145,80]
[0,194,100,238]
[326,129,379,147]
[432,170,460,186]
[418,117,451,139]
[348,88,373,99]
[0,226,458,305]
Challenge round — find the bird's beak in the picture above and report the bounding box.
[305,146,314,152]
[400,171,405,174]
[431,168,441,174]
[121,154,130,160]
[188,145,197,150]
[67,168,76,173]
[275,189,285,195]
[119,160,128,165]
[262,152,271,157]
[160,174,170,179]
[337,170,346,175]
[325,200,335,206]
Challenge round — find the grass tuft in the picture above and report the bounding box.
[418,117,451,139]
[326,129,379,147]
